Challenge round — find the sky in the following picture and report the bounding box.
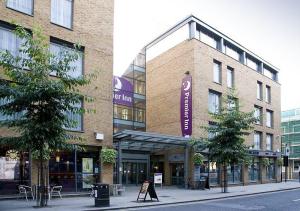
[114,0,300,111]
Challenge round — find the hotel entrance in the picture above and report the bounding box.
[170,163,184,186]
[114,130,190,188]
[122,162,147,185]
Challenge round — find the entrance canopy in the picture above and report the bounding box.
[113,130,190,152]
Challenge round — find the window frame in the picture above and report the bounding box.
[254,105,263,125]
[227,66,234,88]
[266,110,273,128]
[266,85,271,104]
[266,134,273,151]
[64,100,83,132]
[6,0,34,16]
[49,37,84,78]
[50,0,74,30]
[208,90,221,114]
[256,81,263,100]
[253,131,262,150]
[213,60,222,84]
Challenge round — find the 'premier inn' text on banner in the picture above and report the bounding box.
[113,76,133,107]
[180,75,192,137]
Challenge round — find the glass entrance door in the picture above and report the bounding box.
[170,163,184,186]
[122,162,147,185]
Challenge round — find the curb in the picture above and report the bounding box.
[86,187,300,211]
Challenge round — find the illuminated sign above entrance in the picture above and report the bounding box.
[180,75,192,137]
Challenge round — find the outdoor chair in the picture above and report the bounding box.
[18,185,34,201]
[50,185,62,199]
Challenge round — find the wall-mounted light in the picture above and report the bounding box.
[55,155,60,162]
[94,132,104,141]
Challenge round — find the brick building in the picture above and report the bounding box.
[113,15,281,187]
[0,0,114,194]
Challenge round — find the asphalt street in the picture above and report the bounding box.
[129,189,300,211]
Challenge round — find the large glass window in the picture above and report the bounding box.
[266,110,273,128]
[64,101,83,131]
[0,98,24,121]
[227,164,242,184]
[51,0,73,29]
[257,81,263,100]
[208,91,221,114]
[266,134,273,151]
[254,105,262,125]
[208,122,217,139]
[114,105,133,121]
[227,67,234,88]
[266,158,275,180]
[6,0,33,15]
[134,80,145,95]
[264,67,276,80]
[134,108,145,123]
[50,42,83,78]
[248,157,260,182]
[213,60,221,84]
[253,131,261,150]
[266,86,271,103]
[0,147,30,195]
[134,53,145,68]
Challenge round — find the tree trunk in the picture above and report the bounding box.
[223,164,228,193]
[39,150,46,207]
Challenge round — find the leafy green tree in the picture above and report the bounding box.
[0,25,95,206]
[192,91,256,193]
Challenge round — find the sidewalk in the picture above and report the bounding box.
[1,181,300,211]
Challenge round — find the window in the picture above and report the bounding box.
[246,57,258,71]
[199,30,217,49]
[0,26,23,57]
[225,44,241,61]
[6,0,33,15]
[0,98,24,121]
[208,122,217,139]
[257,81,263,100]
[264,67,276,80]
[266,86,271,103]
[208,91,221,113]
[254,106,262,125]
[253,131,261,150]
[266,134,273,151]
[134,80,145,95]
[50,42,83,78]
[227,97,237,111]
[51,0,73,28]
[121,109,129,120]
[227,66,234,88]
[266,110,273,128]
[134,108,145,123]
[213,60,221,84]
[64,101,82,131]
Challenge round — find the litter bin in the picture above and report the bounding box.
[94,183,110,207]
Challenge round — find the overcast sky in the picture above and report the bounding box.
[114,0,300,111]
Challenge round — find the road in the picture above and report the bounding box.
[128,189,300,211]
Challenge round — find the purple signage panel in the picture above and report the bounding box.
[113,76,133,107]
[180,75,192,137]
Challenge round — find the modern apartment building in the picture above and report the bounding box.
[281,108,300,179]
[0,0,114,194]
[113,15,281,187]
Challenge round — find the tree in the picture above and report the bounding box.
[0,25,95,206]
[201,91,256,193]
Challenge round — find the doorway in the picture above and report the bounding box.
[122,162,147,185]
[170,163,184,186]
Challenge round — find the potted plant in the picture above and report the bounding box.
[193,153,204,166]
[276,158,283,166]
[101,147,117,164]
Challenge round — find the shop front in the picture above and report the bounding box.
[0,147,30,195]
[49,145,100,192]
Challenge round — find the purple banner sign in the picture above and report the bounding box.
[113,76,133,107]
[180,75,192,137]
